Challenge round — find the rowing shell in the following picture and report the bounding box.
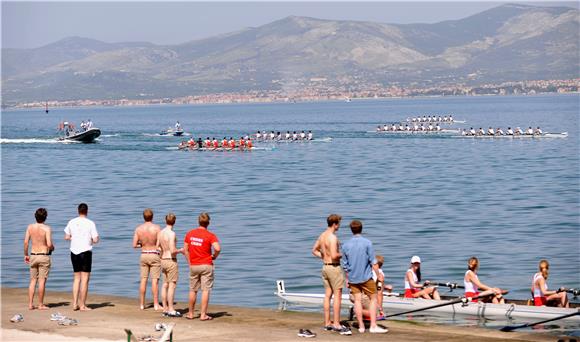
[178,146,274,151]
[368,129,459,134]
[275,280,580,321]
[453,132,568,139]
[254,137,333,143]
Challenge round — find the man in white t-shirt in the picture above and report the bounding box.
[64,203,99,311]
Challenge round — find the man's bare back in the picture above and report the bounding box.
[158,228,176,259]
[134,222,161,250]
[26,223,53,254]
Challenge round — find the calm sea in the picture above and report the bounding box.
[1,94,579,329]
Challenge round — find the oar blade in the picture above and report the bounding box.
[500,324,525,332]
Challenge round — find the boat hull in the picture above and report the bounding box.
[275,281,580,321]
[59,128,101,143]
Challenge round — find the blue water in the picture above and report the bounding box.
[1,94,579,328]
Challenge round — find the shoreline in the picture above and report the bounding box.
[1,287,564,342]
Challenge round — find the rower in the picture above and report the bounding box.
[435,123,441,131]
[246,138,253,149]
[460,129,467,136]
[443,115,448,122]
[377,125,382,132]
[256,131,262,140]
[212,138,219,149]
[239,137,246,149]
[269,131,276,140]
[404,256,440,300]
[515,127,524,135]
[276,132,282,140]
[222,137,228,147]
[427,123,433,131]
[285,131,291,140]
[487,127,495,136]
[204,137,212,148]
[469,127,476,136]
[188,137,195,148]
[178,141,187,150]
[197,138,203,149]
[464,257,505,304]
[531,259,569,308]
[438,116,443,122]
[292,131,298,140]
[405,124,411,131]
[506,127,514,135]
[422,115,427,122]
[449,115,454,122]
[496,127,504,136]
[534,126,543,135]
[391,124,397,131]
[383,124,389,131]
[228,137,236,149]
[413,123,419,131]
[307,130,313,140]
[526,127,534,135]
[477,128,485,136]
[300,131,306,140]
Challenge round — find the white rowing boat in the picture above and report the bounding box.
[255,137,333,143]
[453,132,568,139]
[275,280,580,321]
[368,129,459,134]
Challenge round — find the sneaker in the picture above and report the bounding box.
[297,329,316,338]
[369,326,388,334]
[166,311,182,318]
[333,326,352,335]
[50,313,66,321]
[10,314,23,323]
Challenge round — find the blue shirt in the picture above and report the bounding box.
[342,235,377,284]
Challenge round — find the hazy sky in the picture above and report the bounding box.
[2,1,577,49]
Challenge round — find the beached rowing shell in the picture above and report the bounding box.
[452,132,568,139]
[275,280,580,321]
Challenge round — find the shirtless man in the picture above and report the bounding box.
[24,208,54,310]
[312,214,351,335]
[133,208,162,310]
[157,213,184,317]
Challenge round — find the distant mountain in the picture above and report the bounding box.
[2,3,578,104]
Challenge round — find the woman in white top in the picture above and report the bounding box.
[404,256,440,299]
[464,257,504,303]
[531,259,569,307]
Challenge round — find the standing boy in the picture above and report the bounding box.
[183,212,220,320]
[157,213,183,316]
[342,220,387,334]
[133,208,162,310]
[312,214,351,335]
[64,203,99,311]
[24,208,54,310]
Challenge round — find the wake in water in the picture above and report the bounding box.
[0,138,71,144]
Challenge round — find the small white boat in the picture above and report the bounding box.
[160,128,184,136]
[275,280,580,321]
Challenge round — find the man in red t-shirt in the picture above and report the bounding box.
[183,212,221,320]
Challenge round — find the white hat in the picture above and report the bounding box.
[411,256,421,264]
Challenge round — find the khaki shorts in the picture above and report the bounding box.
[189,265,214,291]
[30,255,51,279]
[140,254,161,279]
[349,278,377,296]
[321,264,345,291]
[161,259,179,283]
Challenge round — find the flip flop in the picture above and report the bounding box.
[199,316,213,321]
[184,315,195,320]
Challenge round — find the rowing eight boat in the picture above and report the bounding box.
[453,132,568,139]
[275,280,580,321]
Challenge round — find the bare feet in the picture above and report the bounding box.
[140,305,145,310]
[199,315,213,321]
[28,305,35,310]
[153,304,162,311]
[79,306,92,311]
[184,314,195,320]
[73,306,80,311]
[37,305,49,310]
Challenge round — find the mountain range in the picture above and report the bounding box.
[2,3,578,105]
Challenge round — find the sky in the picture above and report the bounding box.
[2,1,578,49]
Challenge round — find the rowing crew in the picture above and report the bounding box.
[376,123,444,132]
[407,115,455,123]
[178,137,254,150]
[255,130,314,141]
[402,256,570,307]
[461,126,543,136]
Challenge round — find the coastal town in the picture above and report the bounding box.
[10,78,579,110]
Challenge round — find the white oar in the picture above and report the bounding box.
[500,310,580,332]
[384,290,501,318]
